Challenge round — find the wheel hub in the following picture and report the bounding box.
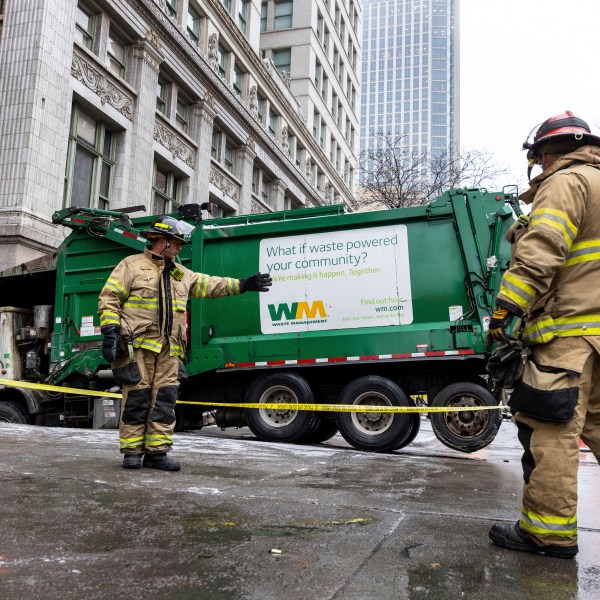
[351,392,393,435]
[258,385,298,428]
[444,398,488,436]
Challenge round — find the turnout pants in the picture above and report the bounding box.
[119,344,180,455]
[514,337,600,548]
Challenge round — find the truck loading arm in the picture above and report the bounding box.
[52,207,147,252]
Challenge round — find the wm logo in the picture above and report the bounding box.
[268,300,327,321]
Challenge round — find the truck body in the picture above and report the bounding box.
[0,188,519,452]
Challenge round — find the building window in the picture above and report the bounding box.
[260,2,267,32]
[224,141,235,173]
[217,44,228,78]
[221,0,232,14]
[165,0,177,18]
[187,5,200,43]
[268,110,276,137]
[106,28,127,79]
[175,96,189,133]
[274,0,293,30]
[238,0,250,35]
[233,64,244,97]
[153,165,179,214]
[156,78,170,114]
[211,128,236,174]
[75,3,95,50]
[257,93,266,125]
[272,48,291,73]
[66,105,115,210]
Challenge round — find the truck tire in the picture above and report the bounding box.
[335,376,415,452]
[392,413,421,450]
[298,415,338,444]
[430,382,501,453]
[244,373,319,443]
[0,401,30,424]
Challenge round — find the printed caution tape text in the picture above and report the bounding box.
[0,378,505,414]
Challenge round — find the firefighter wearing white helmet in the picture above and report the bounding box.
[486,111,600,558]
[98,215,272,471]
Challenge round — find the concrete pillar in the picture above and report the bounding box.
[271,179,286,212]
[186,95,217,205]
[127,37,163,209]
[237,136,257,215]
[0,0,77,268]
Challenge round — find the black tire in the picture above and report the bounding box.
[297,415,338,444]
[430,382,502,453]
[0,401,29,424]
[392,413,421,450]
[244,373,319,443]
[335,375,415,452]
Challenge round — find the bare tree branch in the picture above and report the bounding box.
[356,131,509,210]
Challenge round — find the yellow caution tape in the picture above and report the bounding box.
[0,378,505,414]
[176,400,504,413]
[0,378,121,399]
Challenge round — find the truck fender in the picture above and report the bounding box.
[0,386,46,416]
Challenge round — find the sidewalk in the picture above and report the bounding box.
[0,420,598,600]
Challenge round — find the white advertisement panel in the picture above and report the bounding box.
[259,224,412,334]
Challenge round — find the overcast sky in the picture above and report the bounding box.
[459,0,600,192]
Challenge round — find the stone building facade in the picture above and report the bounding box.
[0,0,360,271]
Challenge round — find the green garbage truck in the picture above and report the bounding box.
[0,187,520,453]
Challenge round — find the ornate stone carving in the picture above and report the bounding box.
[208,33,219,70]
[249,85,258,118]
[153,119,195,167]
[203,91,215,108]
[146,27,161,50]
[71,52,134,120]
[305,157,313,178]
[210,166,239,202]
[246,136,255,152]
[281,125,289,153]
[280,71,291,88]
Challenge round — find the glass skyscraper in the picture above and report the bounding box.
[360,0,459,161]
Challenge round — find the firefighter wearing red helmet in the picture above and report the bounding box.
[98,215,272,471]
[486,111,600,559]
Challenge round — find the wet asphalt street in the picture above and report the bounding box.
[0,418,598,600]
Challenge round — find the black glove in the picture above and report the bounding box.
[239,272,272,293]
[487,304,516,345]
[100,325,127,363]
[486,337,524,390]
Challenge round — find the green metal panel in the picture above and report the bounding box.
[48,190,517,382]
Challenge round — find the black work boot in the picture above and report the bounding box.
[489,521,578,559]
[122,454,143,469]
[143,452,181,471]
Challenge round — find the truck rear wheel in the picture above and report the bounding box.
[335,376,415,452]
[0,401,30,424]
[243,373,319,443]
[430,382,501,453]
[298,415,338,444]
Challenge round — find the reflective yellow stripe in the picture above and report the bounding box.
[100,310,120,326]
[119,436,144,449]
[169,344,184,358]
[201,274,210,297]
[104,278,128,303]
[520,507,577,537]
[563,237,600,267]
[172,299,187,311]
[144,433,173,447]
[124,296,158,309]
[132,337,162,352]
[521,314,600,345]
[530,207,577,247]
[499,272,536,310]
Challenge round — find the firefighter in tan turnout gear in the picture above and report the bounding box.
[98,216,272,471]
[487,111,600,558]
